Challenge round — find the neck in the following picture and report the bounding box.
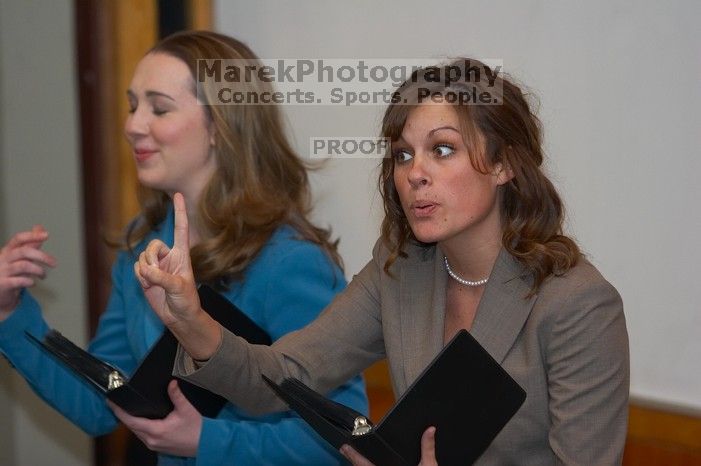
[439,238,501,283]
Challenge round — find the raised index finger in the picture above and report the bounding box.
[172,192,190,252]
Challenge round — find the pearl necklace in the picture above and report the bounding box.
[443,256,489,287]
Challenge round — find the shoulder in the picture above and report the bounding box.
[233,226,346,338]
[243,225,344,286]
[256,225,337,267]
[533,256,624,331]
[540,257,621,304]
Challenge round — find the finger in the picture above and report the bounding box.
[419,426,437,465]
[0,276,36,289]
[108,401,152,431]
[138,251,148,269]
[5,247,57,268]
[140,262,182,292]
[144,240,169,266]
[167,380,193,411]
[106,400,121,415]
[172,193,190,252]
[7,260,49,279]
[340,445,376,466]
[138,250,169,288]
[134,262,151,289]
[5,229,50,250]
[108,401,134,424]
[16,247,57,267]
[26,225,49,248]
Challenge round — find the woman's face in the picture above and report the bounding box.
[124,52,216,200]
[392,103,509,248]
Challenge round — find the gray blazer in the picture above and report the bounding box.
[177,240,629,465]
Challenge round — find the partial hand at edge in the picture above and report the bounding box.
[340,426,438,466]
[0,225,56,318]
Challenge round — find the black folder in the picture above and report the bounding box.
[263,329,526,466]
[27,285,271,419]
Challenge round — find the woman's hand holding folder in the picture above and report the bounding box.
[340,427,438,466]
[108,380,203,457]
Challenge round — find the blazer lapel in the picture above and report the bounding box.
[470,249,537,363]
[398,246,446,388]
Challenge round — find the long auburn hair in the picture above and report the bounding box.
[379,58,580,292]
[125,30,341,285]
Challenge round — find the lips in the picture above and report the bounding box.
[134,148,158,163]
[409,200,438,218]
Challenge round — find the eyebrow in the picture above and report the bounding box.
[126,89,176,102]
[428,126,460,137]
[395,125,461,145]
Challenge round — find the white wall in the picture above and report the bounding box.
[0,0,91,465]
[216,0,701,412]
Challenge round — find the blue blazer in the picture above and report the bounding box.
[0,209,367,465]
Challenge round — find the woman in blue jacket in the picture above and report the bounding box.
[0,30,367,465]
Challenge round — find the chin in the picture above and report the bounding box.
[136,174,168,192]
[410,228,444,245]
[410,221,468,245]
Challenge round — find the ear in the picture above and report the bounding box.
[493,161,514,186]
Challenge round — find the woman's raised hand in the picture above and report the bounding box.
[134,193,221,360]
[134,192,199,328]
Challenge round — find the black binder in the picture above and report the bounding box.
[263,329,526,466]
[27,285,271,419]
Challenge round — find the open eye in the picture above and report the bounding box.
[434,144,455,157]
[392,148,413,164]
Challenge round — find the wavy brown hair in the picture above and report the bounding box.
[125,30,341,285]
[379,58,579,292]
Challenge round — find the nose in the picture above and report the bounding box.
[124,106,149,142]
[407,154,430,189]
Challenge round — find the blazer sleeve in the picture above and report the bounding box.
[175,239,387,416]
[0,251,140,436]
[544,275,629,465]
[193,239,368,465]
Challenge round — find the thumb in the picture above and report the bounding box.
[168,379,193,412]
[419,426,437,465]
[140,262,183,293]
[172,193,190,252]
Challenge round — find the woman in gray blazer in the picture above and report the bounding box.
[134,59,629,465]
